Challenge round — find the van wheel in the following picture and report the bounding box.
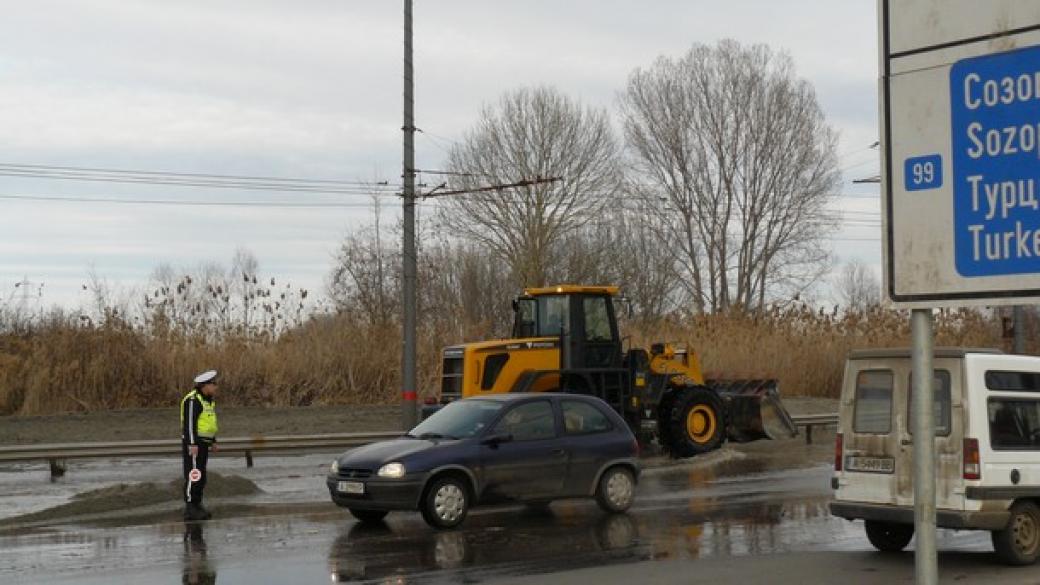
[349,509,388,523]
[992,501,1040,565]
[864,520,914,552]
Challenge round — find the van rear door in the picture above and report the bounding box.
[838,361,901,505]
[897,360,963,511]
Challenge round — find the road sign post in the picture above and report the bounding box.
[880,2,1040,583]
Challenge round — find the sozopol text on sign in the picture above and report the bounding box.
[953,45,1040,276]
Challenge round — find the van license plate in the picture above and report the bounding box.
[846,456,894,474]
[337,481,365,494]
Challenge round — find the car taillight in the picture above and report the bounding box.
[963,438,981,480]
[423,394,438,405]
[834,433,843,472]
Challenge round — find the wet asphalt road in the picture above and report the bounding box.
[0,450,1018,584]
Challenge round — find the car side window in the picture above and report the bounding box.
[493,401,556,441]
[562,400,612,435]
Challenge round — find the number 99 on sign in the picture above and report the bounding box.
[904,154,943,191]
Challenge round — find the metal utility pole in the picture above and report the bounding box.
[1013,305,1026,354]
[911,308,937,585]
[400,0,418,430]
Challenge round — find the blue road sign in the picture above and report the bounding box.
[952,44,1040,277]
[904,154,943,191]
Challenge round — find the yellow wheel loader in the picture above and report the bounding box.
[431,285,797,458]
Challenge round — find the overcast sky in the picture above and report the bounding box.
[0,0,882,310]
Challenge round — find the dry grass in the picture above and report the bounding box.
[0,305,1008,416]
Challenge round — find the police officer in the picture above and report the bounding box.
[182,370,219,521]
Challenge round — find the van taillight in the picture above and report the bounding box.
[963,438,981,480]
[834,433,843,472]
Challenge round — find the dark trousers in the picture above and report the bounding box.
[181,441,210,505]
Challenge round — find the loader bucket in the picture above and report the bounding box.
[707,379,798,443]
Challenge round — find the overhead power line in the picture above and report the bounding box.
[0,162,400,195]
[423,176,562,198]
[0,162,393,187]
[0,193,442,209]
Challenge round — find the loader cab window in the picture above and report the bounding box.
[513,297,537,338]
[582,297,613,342]
[536,295,569,337]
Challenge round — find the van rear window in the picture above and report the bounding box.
[907,370,952,436]
[985,371,1040,392]
[854,370,893,434]
[988,399,1040,450]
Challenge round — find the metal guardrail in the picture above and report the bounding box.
[0,415,840,479]
[0,431,402,479]
[790,413,839,445]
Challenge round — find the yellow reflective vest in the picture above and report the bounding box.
[180,390,218,442]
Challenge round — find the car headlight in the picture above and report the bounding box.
[330,459,339,474]
[377,462,406,478]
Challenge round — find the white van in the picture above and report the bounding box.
[830,348,1040,565]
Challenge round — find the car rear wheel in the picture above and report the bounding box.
[992,501,1040,566]
[864,520,914,552]
[421,475,470,529]
[349,508,388,523]
[596,466,635,513]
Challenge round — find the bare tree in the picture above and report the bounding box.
[835,258,880,311]
[438,86,621,286]
[619,40,841,313]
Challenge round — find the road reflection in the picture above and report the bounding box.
[328,511,640,583]
[182,523,216,585]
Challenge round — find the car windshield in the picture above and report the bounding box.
[408,400,505,439]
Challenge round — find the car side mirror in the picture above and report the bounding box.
[481,433,513,447]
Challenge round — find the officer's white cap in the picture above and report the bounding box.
[193,370,218,385]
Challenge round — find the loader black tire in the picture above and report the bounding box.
[664,386,725,458]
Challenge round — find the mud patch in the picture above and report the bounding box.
[0,472,261,526]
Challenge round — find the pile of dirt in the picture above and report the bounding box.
[0,472,262,526]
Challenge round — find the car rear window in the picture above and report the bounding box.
[907,370,952,436]
[985,371,1040,392]
[988,399,1040,450]
[562,400,613,434]
[854,370,893,434]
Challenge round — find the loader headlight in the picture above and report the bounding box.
[330,459,339,474]
[377,462,406,478]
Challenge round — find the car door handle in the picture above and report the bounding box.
[551,448,567,457]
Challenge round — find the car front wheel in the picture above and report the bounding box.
[992,501,1040,566]
[421,475,470,529]
[596,466,635,513]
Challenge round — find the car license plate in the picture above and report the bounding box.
[846,456,895,474]
[337,481,365,495]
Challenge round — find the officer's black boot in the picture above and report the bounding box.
[184,504,207,521]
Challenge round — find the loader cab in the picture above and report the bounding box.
[512,286,622,370]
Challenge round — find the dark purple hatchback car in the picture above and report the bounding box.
[327,393,640,529]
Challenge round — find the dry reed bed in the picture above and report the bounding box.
[0,307,1006,416]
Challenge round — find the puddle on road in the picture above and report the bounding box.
[1,457,994,585]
